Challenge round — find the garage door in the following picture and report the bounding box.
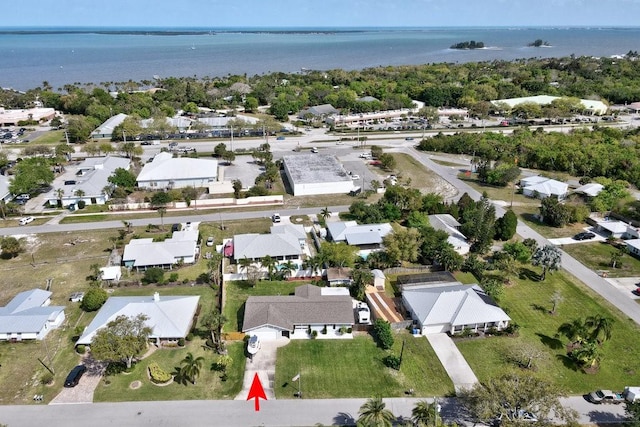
[422,323,448,334]
[250,329,280,342]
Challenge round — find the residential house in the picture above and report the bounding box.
[326,221,393,258]
[326,267,352,286]
[44,156,131,207]
[123,228,199,271]
[574,182,604,198]
[0,175,11,203]
[233,226,305,272]
[402,282,511,335]
[0,289,65,341]
[242,284,354,341]
[520,176,568,200]
[625,239,640,257]
[595,219,639,239]
[136,152,218,190]
[76,292,200,346]
[428,214,470,255]
[91,113,128,138]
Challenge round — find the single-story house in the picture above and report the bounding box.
[625,239,640,257]
[76,292,200,346]
[123,228,199,271]
[136,152,218,190]
[91,113,128,138]
[233,227,305,270]
[0,289,65,341]
[298,104,339,120]
[242,284,354,341]
[574,182,604,198]
[402,282,511,335]
[595,220,638,239]
[428,214,470,255]
[520,176,568,199]
[44,156,131,207]
[0,175,11,203]
[282,154,356,196]
[326,221,393,257]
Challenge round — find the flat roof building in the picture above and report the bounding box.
[282,154,355,196]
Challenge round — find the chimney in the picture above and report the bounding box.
[153,292,160,302]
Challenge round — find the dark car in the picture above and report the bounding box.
[574,232,596,241]
[64,365,87,387]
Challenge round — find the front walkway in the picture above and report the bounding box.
[425,333,478,395]
[234,337,289,401]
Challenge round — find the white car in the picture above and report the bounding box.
[19,216,34,226]
[356,302,370,324]
[272,213,281,223]
[206,236,214,247]
[311,147,318,153]
[351,174,361,180]
[247,335,260,355]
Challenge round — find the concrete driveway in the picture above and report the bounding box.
[49,356,107,405]
[425,333,478,395]
[548,227,606,246]
[235,337,289,401]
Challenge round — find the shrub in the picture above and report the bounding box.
[339,326,348,335]
[77,200,86,209]
[148,362,172,384]
[40,372,54,385]
[177,338,185,347]
[383,354,401,370]
[76,344,86,354]
[80,287,108,312]
[504,322,520,335]
[168,272,179,283]
[142,267,165,284]
[321,326,327,335]
[373,319,394,350]
[347,327,352,333]
[186,333,194,341]
[311,330,318,339]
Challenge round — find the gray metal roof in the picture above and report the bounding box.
[233,231,302,261]
[0,289,65,334]
[77,294,200,345]
[327,221,393,245]
[137,152,218,184]
[242,285,354,331]
[298,104,339,117]
[92,113,128,136]
[283,154,352,185]
[122,229,198,267]
[403,283,510,328]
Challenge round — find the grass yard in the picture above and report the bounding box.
[562,242,640,278]
[459,174,539,207]
[274,333,454,399]
[223,280,301,333]
[456,270,640,394]
[93,339,245,402]
[390,153,456,196]
[30,130,66,145]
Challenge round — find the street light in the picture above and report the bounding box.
[434,397,441,427]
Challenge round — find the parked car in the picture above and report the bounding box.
[350,174,361,180]
[272,213,281,223]
[206,236,214,247]
[64,365,87,388]
[574,231,596,241]
[276,136,285,140]
[19,216,34,226]
[587,389,625,404]
[247,335,260,355]
[405,137,414,141]
[356,302,370,324]
[310,147,318,153]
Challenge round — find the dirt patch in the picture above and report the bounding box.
[129,380,142,389]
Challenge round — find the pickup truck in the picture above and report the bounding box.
[587,387,640,404]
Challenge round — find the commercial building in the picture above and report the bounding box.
[491,95,608,115]
[282,154,355,196]
[0,107,56,126]
[136,152,218,190]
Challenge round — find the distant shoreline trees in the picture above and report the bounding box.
[528,39,550,47]
[450,40,485,49]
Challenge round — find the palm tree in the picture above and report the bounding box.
[180,352,205,384]
[202,311,227,352]
[357,397,395,427]
[280,260,296,279]
[585,314,614,344]
[571,340,600,368]
[412,400,440,427]
[156,207,167,230]
[55,188,64,207]
[557,318,589,346]
[261,255,277,280]
[238,257,252,277]
[319,207,331,223]
[303,255,323,278]
[532,244,562,281]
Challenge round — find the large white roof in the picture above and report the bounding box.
[137,152,218,183]
[491,95,608,114]
[283,154,352,185]
[123,229,198,267]
[76,294,200,345]
[0,289,65,335]
[327,221,393,245]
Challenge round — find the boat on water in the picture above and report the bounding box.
[247,335,260,355]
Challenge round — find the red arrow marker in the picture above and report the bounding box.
[247,373,267,411]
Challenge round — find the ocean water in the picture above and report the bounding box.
[0,26,639,91]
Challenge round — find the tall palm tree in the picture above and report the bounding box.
[585,314,614,344]
[157,206,167,230]
[202,311,227,352]
[319,207,331,222]
[238,257,252,276]
[412,400,439,427]
[180,352,205,384]
[557,318,589,346]
[261,255,277,280]
[357,397,395,427]
[55,188,64,207]
[280,260,296,279]
[303,255,323,278]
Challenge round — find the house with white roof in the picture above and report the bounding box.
[123,228,199,271]
[91,113,128,138]
[520,176,568,200]
[428,214,470,255]
[595,219,639,239]
[0,175,11,203]
[625,239,640,258]
[326,221,393,258]
[44,156,131,207]
[402,282,510,335]
[242,284,354,341]
[574,182,604,198]
[136,152,218,190]
[0,289,65,341]
[76,292,200,346]
[233,225,306,271]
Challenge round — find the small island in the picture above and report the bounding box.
[450,40,485,50]
[528,39,551,47]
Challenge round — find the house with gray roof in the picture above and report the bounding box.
[242,284,354,341]
[326,221,393,258]
[0,289,65,341]
[137,152,218,190]
[429,214,470,255]
[91,113,128,138]
[76,292,199,346]
[520,176,568,200]
[123,228,199,271]
[402,282,510,335]
[233,225,305,272]
[44,156,131,207]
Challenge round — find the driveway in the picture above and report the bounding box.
[548,227,606,246]
[425,333,478,394]
[235,337,289,401]
[49,356,107,405]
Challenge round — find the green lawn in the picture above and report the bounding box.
[93,339,245,402]
[223,280,300,333]
[30,129,66,145]
[562,242,640,278]
[456,270,640,393]
[274,334,453,399]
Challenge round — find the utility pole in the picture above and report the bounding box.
[230,126,234,152]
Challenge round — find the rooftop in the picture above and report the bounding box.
[283,154,352,185]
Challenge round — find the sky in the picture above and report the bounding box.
[3,0,640,28]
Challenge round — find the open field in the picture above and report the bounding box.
[391,153,457,198]
[457,270,640,393]
[30,130,66,145]
[562,241,640,278]
[274,333,453,399]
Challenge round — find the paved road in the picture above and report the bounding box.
[0,396,627,427]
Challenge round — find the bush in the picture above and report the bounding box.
[143,267,165,284]
[373,319,394,350]
[177,338,185,347]
[77,200,86,209]
[40,372,54,385]
[311,330,318,339]
[186,333,194,341]
[168,272,179,283]
[383,354,401,370]
[80,287,108,312]
[321,326,327,335]
[76,344,86,354]
[148,362,172,384]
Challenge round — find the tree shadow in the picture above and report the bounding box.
[536,333,564,350]
[555,354,579,372]
[172,367,189,386]
[333,412,355,425]
[587,410,628,424]
[530,304,548,314]
[519,268,541,282]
